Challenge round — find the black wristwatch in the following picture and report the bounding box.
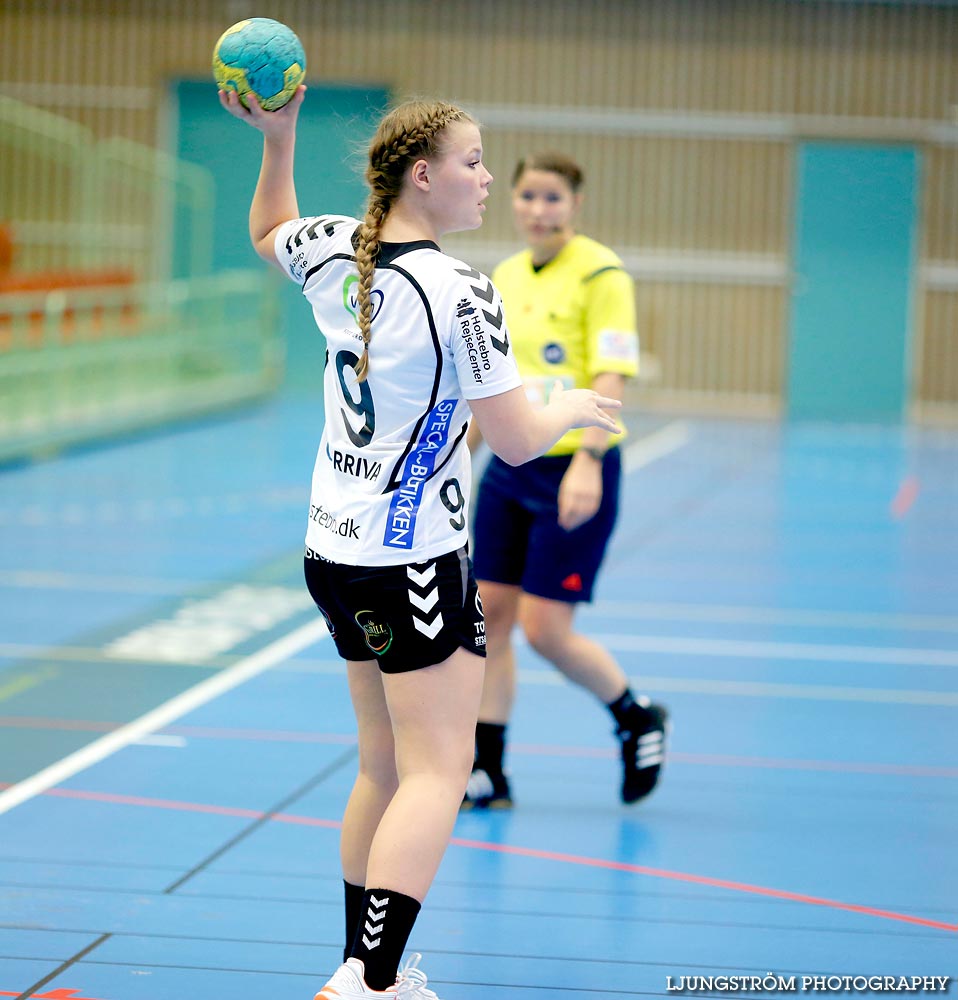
[578,446,606,462]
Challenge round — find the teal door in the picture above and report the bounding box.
[787,143,920,422]
[171,80,389,388]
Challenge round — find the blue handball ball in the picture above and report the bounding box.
[212,17,306,111]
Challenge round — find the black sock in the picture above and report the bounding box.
[607,689,639,731]
[349,887,422,990]
[475,721,506,776]
[343,880,364,963]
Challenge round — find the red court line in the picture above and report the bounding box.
[0,992,106,999]
[513,744,958,777]
[0,717,358,745]
[42,787,268,819]
[448,837,958,933]
[0,783,345,829]
[0,717,117,733]
[0,991,105,999]
[165,725,356,745]
[3,718,956,778]
[890,475,920,519]
[639,751,958,779]
[10,785,956,933]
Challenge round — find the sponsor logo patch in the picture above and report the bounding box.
[310,503,361,540]
[327,444,382,481]
[383,399,457,550]
[342,275,385,322]
[473,588,486,647]
[354,610,393,654]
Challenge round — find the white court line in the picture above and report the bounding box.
[0,569,196,595]
[590,632,958,669]
[623,420,691,473]
[584,600,958,634]
[517,668,958,707]
[0,643,224,668]
[0,618,329,817]
[134,734,189,748]
[634,676,958,707]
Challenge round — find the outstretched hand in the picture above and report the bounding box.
[218,85,306,136]
[548,380,622,434]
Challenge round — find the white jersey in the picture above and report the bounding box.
[275,215,522,566]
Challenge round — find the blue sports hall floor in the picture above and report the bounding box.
[0,395,955,999]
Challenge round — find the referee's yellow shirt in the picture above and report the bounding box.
[492,234,639,456]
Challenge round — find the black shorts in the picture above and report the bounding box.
[303,545,486,673]
[471,448,621,603]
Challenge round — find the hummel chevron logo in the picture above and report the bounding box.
[408,587,439,613]
[286,222,308,252]
[454,266,495,304]
[287,217,344,252]
[362,896,389,950]
[482,305,503,329]
[482,304,510,355]
[413,611,444,639]
[472,281,495,304]
[406,564,437,587]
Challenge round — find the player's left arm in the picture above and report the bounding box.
[557,266,638,531]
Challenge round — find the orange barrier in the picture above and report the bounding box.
[0,268,135,294]
[0,269,138,349]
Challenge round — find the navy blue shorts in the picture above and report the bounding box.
[303,545,486,673]
[471,448,621,603]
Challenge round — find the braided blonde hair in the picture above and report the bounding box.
[353,99,474,381]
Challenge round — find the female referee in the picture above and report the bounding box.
[220,88,622,999]
[464,152,669,811]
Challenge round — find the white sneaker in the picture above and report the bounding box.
[313,954,443,999]
[314,957,396,999]
[395,953,442,999]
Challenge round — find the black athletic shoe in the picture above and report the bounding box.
[460,767,513,811]
[617,700,669,804]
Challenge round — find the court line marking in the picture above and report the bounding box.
[0,619,329,818]
[0,643,227,669]
[8,597,947,639]
[0,666,59,704]
[4,728,954,778]
[580,599,958,634]
[891,475,920,519]
[517,668,958,707]
[623,421,690,473]
[12,786,955,934]
[660,752,958,778]
[0,570,196,595]
[1,660,953,710]
[636,676,958,706]
[6,629,958,675]
[506,745,958,778]
[586,632,958,669]
[625,674,958,707]
[447,837,958,934]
